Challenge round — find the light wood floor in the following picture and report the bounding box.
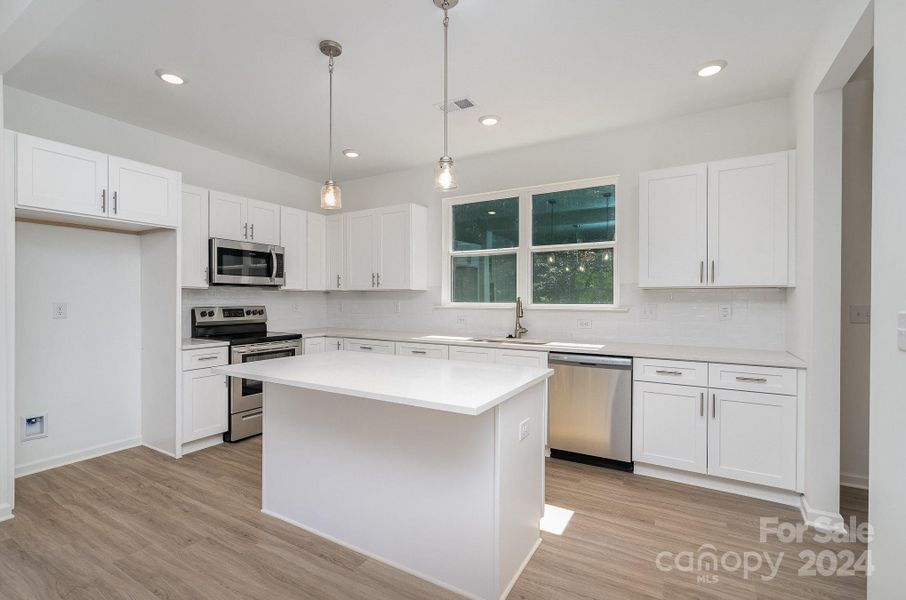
[0,439,867,600]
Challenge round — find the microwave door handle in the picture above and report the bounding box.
[270,248,277,281]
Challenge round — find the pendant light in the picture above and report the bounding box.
[434,0,458,191]
[320,40,343,210]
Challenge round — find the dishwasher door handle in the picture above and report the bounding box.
[548,353,632,368]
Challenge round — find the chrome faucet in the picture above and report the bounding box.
[513,296,528,339]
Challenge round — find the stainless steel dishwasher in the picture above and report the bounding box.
[547,353,633,470]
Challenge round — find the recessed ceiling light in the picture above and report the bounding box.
[155,69,185,85]
[696,60,727,77]
[487,210,497,215]
[479,114,500,126]
[342,149,360,158]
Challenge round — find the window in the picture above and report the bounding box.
[443,177,619,308]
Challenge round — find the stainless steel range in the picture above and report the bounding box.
[191,306,302,441]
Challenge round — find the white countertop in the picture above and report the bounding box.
[292,328,806,369]
[182,337,230,351]
[214,351,553,416]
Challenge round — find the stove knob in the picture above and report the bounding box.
[245,310,251,316]
[257,309,264,315]
[200,311,208,317]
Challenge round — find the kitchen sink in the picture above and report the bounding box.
[470,337,549,345]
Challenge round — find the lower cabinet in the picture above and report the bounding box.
[344,338,395,354]
[449,345,494,363]
[182,368,229,444]
[633,382,708,474]
[304,337,326,354]
[395,342,449,359]
[325,337,343,352]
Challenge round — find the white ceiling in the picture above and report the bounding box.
[5,0,834,181]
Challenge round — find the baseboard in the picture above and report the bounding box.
[800,496,846,534]
[142,443,178,459]
[0,503,12,523]
[181,434,223,455]
[840,472,869,490]
[15,436,142,477]
[634,463,802,507]
[262,508,486,600]
[498,537,541,600]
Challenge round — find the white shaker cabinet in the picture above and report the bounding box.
[108,155,179,227]
[633,381,708,474]
[344,204,428,291]
[280,207,308,291]
[324,337,344,352]
[209,191,281,244]
[182,369,229,443]
[306,213,327,290]
[707,152,791,287]
[345,210,378,290]
[181,185,210,288]
[16,133,108,217]
[343,338,395,354]
[638,164,708,287]
[639,150,793,288]
[707,388,797,489]
[449,346,494,363]
[247,199,281,245]
[325,214,346,290]
[304,337,327,354]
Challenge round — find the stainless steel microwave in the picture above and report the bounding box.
[209,238,285,286]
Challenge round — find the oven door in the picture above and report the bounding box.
[210,238,285,286]
[230,342,301,413]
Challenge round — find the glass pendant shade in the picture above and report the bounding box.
[321,180,342,210]
[434,156,458,191]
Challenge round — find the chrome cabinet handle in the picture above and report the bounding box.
[197,355,220,361]
[101,189,107,212]
[710,260,715,283]
[243,223,249,239]
[699,261,704,284]
[360,346,373,351]
[655,370,683,376]
[336,274,341,288]
[700,392,704,417]
[712,393,716,418]
[113,191,118,214]
[736,376,768,383]
[376,273,381,287]
[411,350,427,355]
[250,223,255,240]
[371,273,376,287]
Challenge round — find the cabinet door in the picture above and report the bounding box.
[345,210,377,290]
[707,389,797,489]
[181,185,209,288]
[638,164,708,287]
[108,155,179,227]
[324,337,344,352]
[209,190,247,240]
[182,369,229,443]
[326,214,345,290]
[449,346,494,363]
[307,213,327,290]
[304,337,326,354]
[280,207,308,290]
[16,133,108,217]
[395,342,449,359]
[707,151,790,286]
[247,199,281,245]
[343,338,394,354]
[375,205,410,290]
[632,381,708,473]
[493,348,548,367]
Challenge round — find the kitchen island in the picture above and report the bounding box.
[215,351,553,600]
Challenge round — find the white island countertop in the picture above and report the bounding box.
[215,351,553,416]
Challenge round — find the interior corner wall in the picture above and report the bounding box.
[1,86,323,211]
[839,77,872,490]
[868,0,906,595]
[786,0,872,523]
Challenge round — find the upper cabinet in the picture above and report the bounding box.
[639,150,794,288]
[15,133,179,228]
[343,204,427,291]
[325,214,345,291]
[181,185,210,289]
[209,190,280,245]
[280,208,327,291]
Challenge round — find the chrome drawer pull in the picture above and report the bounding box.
[736,376,768,383]
[699,392,704,417]
[655,370,683,376]
[197,355,220,361]
[411,350,427,355]
[360,346,373,351]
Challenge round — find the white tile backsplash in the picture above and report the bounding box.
[182,288,327,336]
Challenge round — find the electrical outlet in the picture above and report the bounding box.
[849,305,871,324]
[394,302,401,314]
[52,302,67,319]
[577,319,592,329]
[519,418,530,441]
[718,303,732,321]
[292,303,301,313]
[21,414,48,441]
[641,303,657,320]
[455,315,467,328]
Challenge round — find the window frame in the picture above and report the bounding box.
[441,175,621,310]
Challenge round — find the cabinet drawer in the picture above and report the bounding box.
[708,363,797,396]
[494,348,548,367]
[395,342,449,359]
[634,358,708,386]
[182,347,229,370]
[343,338,395,354]
[449,346,494,363]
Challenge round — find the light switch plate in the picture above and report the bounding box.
[519,418,530,441]
[455,315,467,328]
[849,305,871,324]
[52,302,67,319]
[718,304,732,321]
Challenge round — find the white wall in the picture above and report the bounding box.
[868,0,906,595]
[14,222,142,475]
[839,73,871,490]
[0,76,14,519]
[332,98,792,350]
[2,86,323,211]
[786,0,872,527]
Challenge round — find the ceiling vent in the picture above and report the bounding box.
[436,97,476,112]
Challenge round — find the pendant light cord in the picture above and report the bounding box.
[442,2,449,157]
[328,53,334,181]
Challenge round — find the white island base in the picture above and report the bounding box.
[259,377,546,600]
